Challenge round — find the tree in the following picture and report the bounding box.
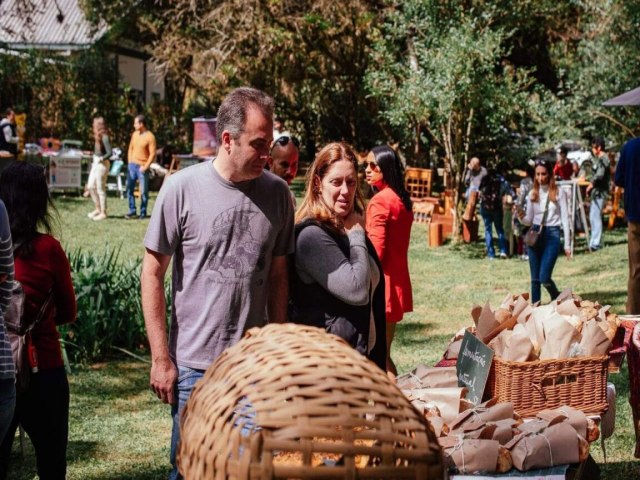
[367,1,540,239]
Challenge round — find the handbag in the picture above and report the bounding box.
[523,194,550,248]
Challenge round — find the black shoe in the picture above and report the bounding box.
[124,213,136,220]
[138,215,147,220]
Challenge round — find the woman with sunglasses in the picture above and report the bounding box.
[290,142,386,371]
[518,159,571,304]
[364,146,413,378]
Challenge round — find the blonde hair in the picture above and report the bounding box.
[295,142,365,232]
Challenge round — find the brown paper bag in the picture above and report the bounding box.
[488,329,512,358]
[488,418,518,444]
[502,324,536,362]
[450,402,515,430]
[506,423,579,471]
[539,317,582,360]
[442,438,501,474]
[579,319,612,357]
[477,301,500,342]
[524,311,545,355]
[428,416,448,437]
[556,298,581,317]
[537,406,588,439]
[396,365,458,390]
[450,421,498,440]
[405,387,468,424]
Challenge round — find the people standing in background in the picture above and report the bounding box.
[553,146,573,180]
[0,162,77,480]
[518,160,571,304]
[272,116,291,141]
[615,137,640,314]
[0,200,15,446]
[0,109,18,157]
[479,161,513,259]
[463,156,487,199]
[587,136,610,251]
[267,135,299,206]
[87,117,112,221]
[126,115,156,220]
[514,163,534,260]
[364,145,413,379]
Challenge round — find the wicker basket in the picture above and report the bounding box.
[490,355,609,417]
[178,323,444,479]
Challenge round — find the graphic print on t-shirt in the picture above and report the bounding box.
[206,203,267,281]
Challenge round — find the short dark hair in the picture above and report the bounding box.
[135,114,147,127]
[592,136,605,150]
[216,87,274,144]
[559,146,568,155]
[4,108,14,117]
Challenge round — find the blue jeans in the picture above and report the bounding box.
[169,366,204,480]
[480,206,507,257]
[589,196,605,250]
[126,163,149,217]
[0,378,15,444]
[527,226,561,304]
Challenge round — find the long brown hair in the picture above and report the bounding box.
[295,142,365,232]
[92,116,108,142]
[530,160,558,203]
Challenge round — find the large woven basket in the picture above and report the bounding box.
[490,355,609,417]
[178,323,444,479]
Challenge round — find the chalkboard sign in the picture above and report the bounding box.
[457,330,495,405]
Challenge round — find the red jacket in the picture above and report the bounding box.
[16,234,76,370]
[366,186,413,322]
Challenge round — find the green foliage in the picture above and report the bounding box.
[61,247,168,363]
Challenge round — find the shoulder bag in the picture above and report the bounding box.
[523,194,551,248]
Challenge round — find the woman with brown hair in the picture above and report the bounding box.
[290,142,386,370]
[518,159,571,304]
[87,117,112,221]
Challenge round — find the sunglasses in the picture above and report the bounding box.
[364,161,379,170]
[271,135,300,153]
[534,159,548,167]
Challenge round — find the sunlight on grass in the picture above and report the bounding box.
[5,197,637,478]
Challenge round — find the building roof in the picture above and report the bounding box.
[0,0,108,50]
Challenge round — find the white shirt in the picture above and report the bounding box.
[523,185,570,250]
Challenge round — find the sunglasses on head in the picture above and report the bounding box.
[271,135,300,152]
[535,159,547,167]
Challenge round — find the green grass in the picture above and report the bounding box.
[5,197,639,478]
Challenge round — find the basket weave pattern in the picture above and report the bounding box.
[491,355,609,417]
[178,324,444,479]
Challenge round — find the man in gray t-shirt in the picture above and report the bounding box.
[141,88,294,480]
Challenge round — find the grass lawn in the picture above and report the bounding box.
[5,193,639,478]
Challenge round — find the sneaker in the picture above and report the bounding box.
[499,252,508,259]
[93,212,107,221]
[88,209,100,219]
[138,214,147,220]
[124,213,136,220]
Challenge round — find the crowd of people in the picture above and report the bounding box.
[0,85,637,479]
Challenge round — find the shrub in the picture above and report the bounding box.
[61,247,169,363]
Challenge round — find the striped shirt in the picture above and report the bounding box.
[0,200,15,379]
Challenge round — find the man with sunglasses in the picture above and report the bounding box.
[268,136,299,204]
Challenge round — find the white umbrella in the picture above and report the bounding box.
[602,86,640,106]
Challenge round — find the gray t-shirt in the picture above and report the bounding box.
[144,160,294,370]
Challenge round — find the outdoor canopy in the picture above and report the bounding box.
[603,85,640,106]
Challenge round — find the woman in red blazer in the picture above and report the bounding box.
[364,146,413,378]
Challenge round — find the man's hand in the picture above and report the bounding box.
[140,166,147,173]
[150,357,178,405]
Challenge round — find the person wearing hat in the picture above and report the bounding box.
[553,146,573,180]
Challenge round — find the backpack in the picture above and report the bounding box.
[4,281,53,394]
[479,173,504,211]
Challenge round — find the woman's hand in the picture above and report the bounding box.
[343,211,365,232]
[564,249,572,259]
